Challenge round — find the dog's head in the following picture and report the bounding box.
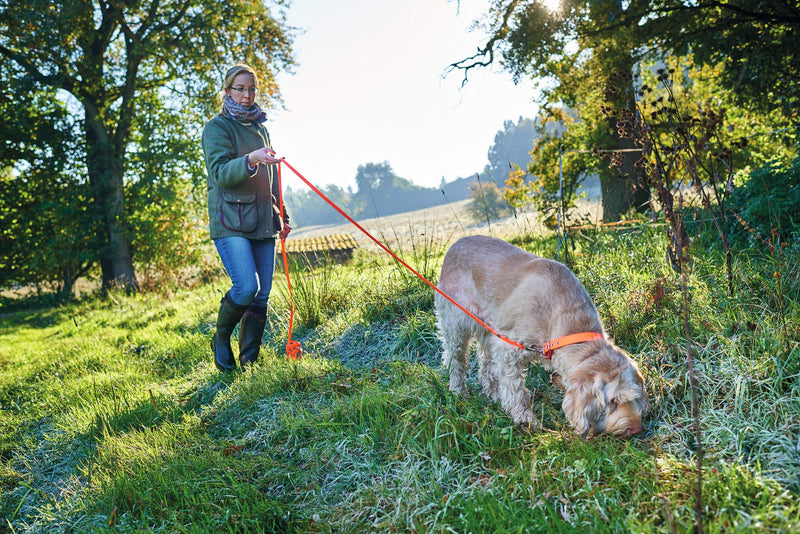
[561,346,647,438]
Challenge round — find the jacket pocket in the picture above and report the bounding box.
[220,190,258,233]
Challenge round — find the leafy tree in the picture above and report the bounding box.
[450,0,650,221]
[624,0,800,117]
[467,179,514,222]
[351,161,443,219]
[0,66,98,298]
[124,90,209,289]
[509,54,796,229]
[637,56,796,169]
[485,117,539,180]
[504,107,592,229]
[283,184,353,227]
[352,162,397,218]
[452,0,799,222]
[0,0,294,292]
[283,161,476,228]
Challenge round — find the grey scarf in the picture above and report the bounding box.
[222,95,266,124]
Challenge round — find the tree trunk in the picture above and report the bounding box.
[85,109,138,292]
[599,134,650,222]
[600,60,650,223]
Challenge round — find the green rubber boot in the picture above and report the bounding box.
[211,292,247,372]
[238,305,267,367]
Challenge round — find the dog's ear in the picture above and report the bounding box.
[564,374,611,437]
[610,367,645,405]
[584,379,611,437]
[590,374,611,409]
[591,372,629,417]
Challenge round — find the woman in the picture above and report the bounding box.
[202,64,291,372]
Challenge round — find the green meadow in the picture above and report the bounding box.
[1,223,798,533]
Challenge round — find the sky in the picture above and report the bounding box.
[267,0,543,191]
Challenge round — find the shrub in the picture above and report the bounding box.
[728,158,799,245]
[467,180,514,222]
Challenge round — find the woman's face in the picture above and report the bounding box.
[225,72,257,107]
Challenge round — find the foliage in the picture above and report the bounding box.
[0,0,295,292]
[350,161,445,220]
[2,220,799,532]
[283,162,456,227]
[504,106,593,230]
[456,0,800,224]
[626,65,736,287]
[486,0,650,222]
[284,114,544,229]
[727,157,800,246]
[284,183,353,227]
[624,0,800,117]
[0,74,97,298]
[0,166,98,299]
[607,56,795,294]
[125,92,211,290]
[467,178,514,223]
[484,116,539,180]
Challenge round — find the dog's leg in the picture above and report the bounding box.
[443,333,471,393]
[476,334,500,402]
[494,345,537,426]
[437,305,472,394]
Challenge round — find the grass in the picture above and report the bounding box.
[1,224,799,533]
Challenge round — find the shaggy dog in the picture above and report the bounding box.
[435,235,647,437]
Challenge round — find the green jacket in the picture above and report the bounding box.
[202,114,287,240]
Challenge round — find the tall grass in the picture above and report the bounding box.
[1,225,799,532]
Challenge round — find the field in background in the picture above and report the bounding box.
[291,192,602,253]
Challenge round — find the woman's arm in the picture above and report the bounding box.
[202,119,253,188]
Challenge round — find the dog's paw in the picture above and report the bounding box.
[550,372,565,390]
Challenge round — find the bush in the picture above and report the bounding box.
[728,158,800,245]
[467,180,514,222]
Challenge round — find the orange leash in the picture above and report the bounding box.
[277,158,523,351]
[276,158,605,359]
[276,163,301,360]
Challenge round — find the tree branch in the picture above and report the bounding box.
[636,0,800,28]
[444,0,520,86]
[0,42,79,96]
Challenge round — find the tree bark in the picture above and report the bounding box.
[599,136,650,222]
[85,107,138,292]
[600,61,650,222]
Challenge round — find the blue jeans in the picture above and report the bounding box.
[214,236,276,308]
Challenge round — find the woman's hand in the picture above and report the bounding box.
[279,223,291,240]
[247,147,282,166]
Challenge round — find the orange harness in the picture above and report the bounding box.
[275,159,606,361]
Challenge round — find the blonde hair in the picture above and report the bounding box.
[220,64,259,111]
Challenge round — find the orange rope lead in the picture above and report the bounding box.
[276,163,302,360]
[277,158,525,351]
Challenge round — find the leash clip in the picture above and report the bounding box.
[541,339,559,359]
[524,344,549,358]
